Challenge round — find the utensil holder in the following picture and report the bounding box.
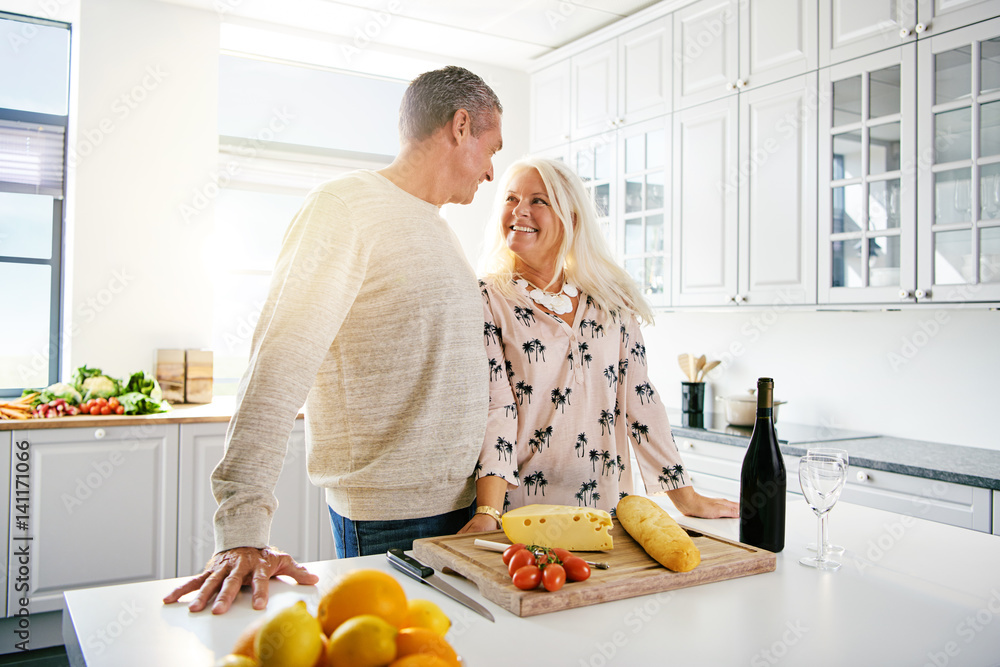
[681,382,705,413]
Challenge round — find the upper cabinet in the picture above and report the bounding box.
[673,73,818,306]
[918,0,1000,40]
[530,60,572,151]
[820,0,919,66]
[674,0,817,111]
[818,47,917,304]
[916,17,1000,303]
[569,17,672,141]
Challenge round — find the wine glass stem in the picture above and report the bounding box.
[818,512,829,563]
[822,513,830,554]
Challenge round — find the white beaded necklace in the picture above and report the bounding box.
[515,278,578,314]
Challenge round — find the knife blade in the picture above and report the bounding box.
[386,549,495,622]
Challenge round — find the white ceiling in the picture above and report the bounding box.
[162,0,661,70]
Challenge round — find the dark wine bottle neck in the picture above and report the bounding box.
[757,407,772,419]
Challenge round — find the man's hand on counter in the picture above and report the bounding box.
[162,546,320,614]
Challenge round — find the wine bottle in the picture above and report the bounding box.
[739,377,786,552]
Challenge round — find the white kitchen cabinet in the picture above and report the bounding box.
[672,95,739,305]
[675,435,993,532]
[672,73,817,307]
[819,0,918,67]
[570,16,671,141]
[915,18,1000,303]
[674,0,817,111]
[917,0,1000,39]
[176,420,329,577]
[818,46,919,304]
[7,424,178,614]
[530,59,572,151]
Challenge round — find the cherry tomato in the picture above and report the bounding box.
[109,397,120,409]
[552,548,572,562]
[89,406,101,415]
[511,565,541,591]
[508,549,536,576]
[542,563,566,592]
[115,405,124,414]
[562,556,591,582]
[97,397,108,407]
[502,543,526,566]
[100,405,111,415]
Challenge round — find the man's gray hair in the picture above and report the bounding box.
[399,66,502,142]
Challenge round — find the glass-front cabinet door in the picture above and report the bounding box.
[917,18,1000,303]
[572,132,617,252]
[618,117,671,307]
[818,46,917,304]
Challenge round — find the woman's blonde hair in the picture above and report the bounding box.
[479,156,655,324]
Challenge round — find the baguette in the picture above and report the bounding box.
[616,495,700,572]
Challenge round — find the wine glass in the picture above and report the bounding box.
[798,455,848,571]
[805,448,849,555]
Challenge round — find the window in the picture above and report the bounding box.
[211,54,406,393]
[0,13,70,396]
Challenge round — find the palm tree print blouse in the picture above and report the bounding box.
[477,278,691,516]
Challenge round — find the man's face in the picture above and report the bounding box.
[450,112,503,205]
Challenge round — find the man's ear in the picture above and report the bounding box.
[450,108,472,144]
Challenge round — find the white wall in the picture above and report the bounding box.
[65,0,219,380]
[640,308,1000,451]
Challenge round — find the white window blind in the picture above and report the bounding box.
[0,118,65,197]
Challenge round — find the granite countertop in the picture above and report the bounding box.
[669,410,1000,491]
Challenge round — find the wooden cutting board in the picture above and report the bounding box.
[412,520,775,617]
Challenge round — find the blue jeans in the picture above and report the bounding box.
[328,503,474,558]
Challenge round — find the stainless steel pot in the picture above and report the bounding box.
[715,389,786,426]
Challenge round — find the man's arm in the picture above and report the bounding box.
[165,190,366,612]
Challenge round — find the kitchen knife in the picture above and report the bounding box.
[386,549,495,623]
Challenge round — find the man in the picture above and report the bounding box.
[164,66,503,614]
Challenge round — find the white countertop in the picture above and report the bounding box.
[63,495,1000,667]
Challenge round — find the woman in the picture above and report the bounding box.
[460,157,738,533]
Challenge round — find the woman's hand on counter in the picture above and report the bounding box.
[162,546,319,614]
[664,486,740,519]
[458,512,503,534]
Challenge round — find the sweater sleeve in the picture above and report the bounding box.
[211,190,368,553]
[622,318,692,494]
[476,286,520,489]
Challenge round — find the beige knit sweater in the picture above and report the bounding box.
[212,170,489,553]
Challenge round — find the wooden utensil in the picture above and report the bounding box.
[697,360,721,382]
[677,354,694,381]
[695,355,706,381]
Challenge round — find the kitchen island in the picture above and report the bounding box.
[61,494,1000,667]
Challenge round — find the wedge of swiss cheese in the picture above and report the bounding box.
[501,504,613,550]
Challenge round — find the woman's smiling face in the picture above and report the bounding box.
[503,168,565,270]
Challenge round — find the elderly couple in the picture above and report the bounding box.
[165,66,737,614]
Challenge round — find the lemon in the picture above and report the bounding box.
[254,600,323,667]
[327,614,398,667]
[402,599,451,637]
[215,655,259,667]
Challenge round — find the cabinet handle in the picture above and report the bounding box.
[856,470,869,483]
[729,294,738,303]
[899,27,911,38]
[914,23,926,34]
[898,289,913,300]
[94,428,106,439]
[915,288,930,300]
[736,79,747,89]
[726,81,736,91]
[680,440,694,449]
[735,294,747,304]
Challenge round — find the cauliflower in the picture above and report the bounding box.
[82,375,119,400]
[43,382,83,405]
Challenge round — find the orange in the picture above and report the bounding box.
[394,627,460,667]
[317,569,408,636]
[313,633,330,667]
[231,615,265,658]
[389,655,453,667]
